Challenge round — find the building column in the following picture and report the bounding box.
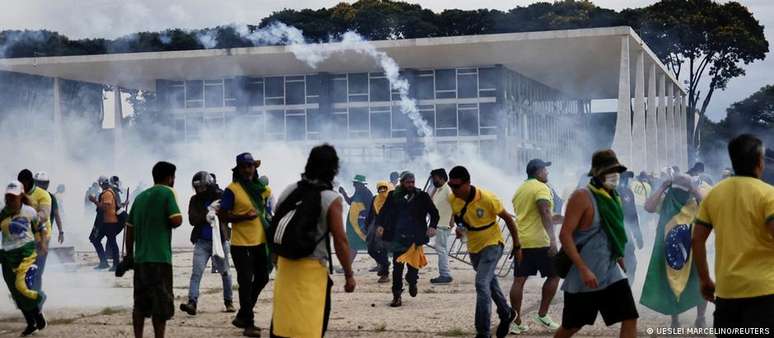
[632,51,646,173]
[113,85,123,169]
[611,36,632,166]
[53,77,64,154]
[672,89,681,170]
[679,94,688,170]
[666,83,675,167]
[680,95,692,168]
[646,63,659,174]
[657,74,667,172]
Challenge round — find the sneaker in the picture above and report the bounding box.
[510,321,529,334]
[108,265,117,272]
[232,317,250,329]
[180,300,197,316]
[224,300,236,313]
[368,265,380,272]
[94,261,109,270]
[242,326,261,337]
[389,295,402,307]
[34,312,46,331]
[496,309,517,338]
[430,276,453,284]
[408,284,418,297]
[21,325,37,337]
[377,275,390,284]
[533,313,560,330]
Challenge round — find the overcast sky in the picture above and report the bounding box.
[0,0,770,121]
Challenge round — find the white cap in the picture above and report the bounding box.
[5,180,23,196]
[33,171,49,182]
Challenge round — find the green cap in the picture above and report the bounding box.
[353,175,368,184]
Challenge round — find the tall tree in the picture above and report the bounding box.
[627,0,768,154]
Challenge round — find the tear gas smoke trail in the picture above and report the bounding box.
[234,23,435,148]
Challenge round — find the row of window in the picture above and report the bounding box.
[174,102,501,141]
[164,67,500,109]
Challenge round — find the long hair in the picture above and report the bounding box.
[303,144,339,185]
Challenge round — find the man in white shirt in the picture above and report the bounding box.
[429,168,454,284]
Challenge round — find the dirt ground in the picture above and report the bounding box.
[0,248,712,337]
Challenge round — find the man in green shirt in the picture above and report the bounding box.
[123,161,182,338]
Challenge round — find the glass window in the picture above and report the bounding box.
[480,103,499,127]
[435,69,456,91]
[306,75,320,96]
[436,104,457,129]
[224,79,237,107]
[459,108,479,136]
[266,110,285,134]
[391,105,408,130]
[420,110,435,132]
[266,98,284,105]
[333,78,347,103]
[370,112,390,138]
[436,129,457,137]
[204,81,224,108]
[265,77,284,98]
[479,67,498,90]
[185,80,203,108]
[169,85,184,109]
[417,76,434,100]
[457,73,477,99]
[369,78,390,102]
[285,81,305,105]
[349,94,369,102]
[307,109,320,133]
[436,91,456,99]
[333,113,348,134]
[349,107,369,131]
[286,114,306,141]
[246,82,264,106]
[186,81,203,100]
[348,73,368,94]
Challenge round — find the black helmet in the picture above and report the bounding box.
[192,171,214,189]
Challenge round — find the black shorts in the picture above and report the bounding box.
[561,279,639,329]
[714,294,774,337]
[514,247,556,278]
[133,262,174,321]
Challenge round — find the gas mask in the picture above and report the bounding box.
[603,173,620,190]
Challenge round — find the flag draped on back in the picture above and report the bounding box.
[660,188,697,300]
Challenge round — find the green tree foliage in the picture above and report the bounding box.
[699,84,774,170]
[624,0,768,151]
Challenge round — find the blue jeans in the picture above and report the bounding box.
[435,228,452,278]
[470,244,512,336]
[188,239,233,303]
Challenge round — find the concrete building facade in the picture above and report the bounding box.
[0,26,688,172]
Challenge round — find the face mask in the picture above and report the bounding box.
[603,173,620,190]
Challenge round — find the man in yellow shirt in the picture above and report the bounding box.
[219,152,272,338]
[510,159,562,333]
[693,134,774,333]
[448,166,521,338]
[17,169,51,293]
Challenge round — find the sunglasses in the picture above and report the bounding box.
[448,182,463,190]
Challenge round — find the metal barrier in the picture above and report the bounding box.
[445,220,515,278]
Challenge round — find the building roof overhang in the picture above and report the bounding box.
[0,26,684,99]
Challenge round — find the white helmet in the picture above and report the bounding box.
[33,171,49,182]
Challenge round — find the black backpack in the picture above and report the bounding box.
[268,180,330,260]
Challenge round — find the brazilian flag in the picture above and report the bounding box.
[346,192,371,251]
[640,186,704,315]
